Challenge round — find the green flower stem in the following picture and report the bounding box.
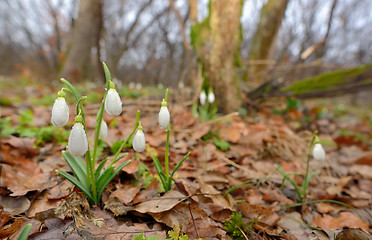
[85,149,97,203]
[92,104,104,166]
[93,62,112,166]
[110,110,140,168]
[164,88,169,102]
[61,78,80,101]
[164,124,170,179]
[302,130,318,199]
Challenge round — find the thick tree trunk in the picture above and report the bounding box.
[248,0,288,88]
[209,0,242,113]
[60,0,102,83]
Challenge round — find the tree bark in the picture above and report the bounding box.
[209,0,243,113]
[60,0,102,83]
[248,0,288,88]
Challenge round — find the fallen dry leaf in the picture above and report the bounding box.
[0,195,30,215]
[277,212,312,239]
[312,211,369,230]
[197,175,231,209]
[261,188,295,205]
[134,190,186,214]
[112,184,141,205]
[218,120,245,143]
[27,198,61,217]
[1,164,54,196]
[354,152,372,165]
[150,202,204,231]
[349,164,372,179]
[186,217,227,239]
[238,203,280,226]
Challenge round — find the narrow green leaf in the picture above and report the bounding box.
[96,166,114,194]
[152,154,165,176]
[102,62,111,85]
[18,223,32,240]
[159,173,168,191]
[95,157,109,180]
[302,170,320,197]
[62,151,88,188]
[151,155,168,189]
[60,78,80,101]
[275,164,303,201]
[97,160,131,200]
[170,152,190,179]
[56,170,94,203]
[114,153,128,163]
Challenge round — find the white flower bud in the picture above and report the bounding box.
[312,143,325,161]
[135,83,142,90]
[133,127,146,152]
[99,120,108,138]
[68,123,88,156]
[158,106,170,128]
[199,91,207,105]
[51,97,69,127]
[129,82,135,89]
[208,91,215,104]
[105,88,122,116]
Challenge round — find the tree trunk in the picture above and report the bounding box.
[60,0,102,83]
[209,0,243,113]
[248,0,288,88]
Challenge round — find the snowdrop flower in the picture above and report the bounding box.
[135,83,142,90]
[199,90,207,105]
[104,83,122,116]
[157,83,164,89]
[68,117,88,156]
[312,142,325,161]
[133,122,146,152]
[158,99,170,129]
[128,82,135,89]
[178,81,184,89]
[208,90,215,104]
[99,120,108,138]
[51,90,69,127]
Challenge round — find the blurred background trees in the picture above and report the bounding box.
[1,0,372,111]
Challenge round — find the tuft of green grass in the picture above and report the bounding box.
[224,212,257,240]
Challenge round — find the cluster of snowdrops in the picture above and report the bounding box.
[50,63,188,204]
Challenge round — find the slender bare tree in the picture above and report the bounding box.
[60,0,103,82]
[209,0,243,113]
[247,0,289,88]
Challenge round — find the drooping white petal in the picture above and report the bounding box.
[68,123,88,156]
[208,91,215,104]
[128,82,135,89]
[51,97,69,127]
[99,120,108,138]
[133,129,146,152]
[158,106,170,128]
[199,91,207,105]
[312,143,325,161]
[104,88,122,116]
[135,83,142,90]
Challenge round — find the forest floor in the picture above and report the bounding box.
[0,78,371,240]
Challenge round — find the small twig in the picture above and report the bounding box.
[205,112,239,125]
[188,202,200,239]
[215,151,250,172]
[235,224,249,240]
